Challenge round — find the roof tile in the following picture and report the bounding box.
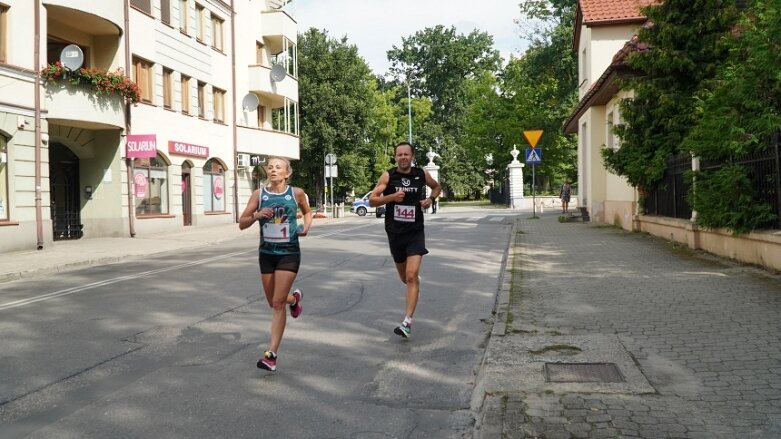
[580,0,656,24]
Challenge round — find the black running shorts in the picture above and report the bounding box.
[259,252,301,274]
[387,229,428,263]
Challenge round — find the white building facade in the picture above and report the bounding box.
[0,0,299,252]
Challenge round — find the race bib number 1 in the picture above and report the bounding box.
[393,205,416,222]
[263,222,291,242]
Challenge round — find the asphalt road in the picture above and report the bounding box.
[0,208,517,439]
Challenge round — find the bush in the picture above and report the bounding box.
[688,165,777,234]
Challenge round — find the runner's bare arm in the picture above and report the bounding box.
[420,169,442,208]
[369,172,390,207]
[239,190,261,230]
[295,188,312,236]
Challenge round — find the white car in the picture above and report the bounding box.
[350,192,385,217]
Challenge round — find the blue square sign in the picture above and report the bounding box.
[525,147,542,163]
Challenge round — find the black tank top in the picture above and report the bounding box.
[383,167,426,234]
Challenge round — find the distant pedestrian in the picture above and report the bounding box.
[369,142,441,339]
[559,180,572,213]
[239,156,312,372]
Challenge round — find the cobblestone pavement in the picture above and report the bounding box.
[481,214,781,438]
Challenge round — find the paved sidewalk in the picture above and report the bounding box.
[476,213,781,438]
[0,215,351,285]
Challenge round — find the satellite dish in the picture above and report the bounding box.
[241,93,259,111]
[60,44,84,71]
[270,64,286,82]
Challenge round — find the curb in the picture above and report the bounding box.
[470,216,518,438]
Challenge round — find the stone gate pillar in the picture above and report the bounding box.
[507,146,525,209]
[424,148,440,213]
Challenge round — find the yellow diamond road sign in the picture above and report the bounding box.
[523,130,544,148]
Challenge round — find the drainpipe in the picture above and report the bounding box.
[124,0,136,237]
[230,0,239,223]
[34,0,43,249]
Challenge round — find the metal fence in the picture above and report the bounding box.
[644,153,692,219]
[645,132,781,229]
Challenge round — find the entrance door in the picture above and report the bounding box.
[182,167,192,226]
[49,143,82,240]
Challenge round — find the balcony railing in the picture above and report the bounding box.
[237,126,299,160]
[44,81,126,129]
[248,65,298,102]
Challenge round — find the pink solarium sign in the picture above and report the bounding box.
[126,134,158,158]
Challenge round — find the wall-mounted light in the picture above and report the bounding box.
[84,186,93,200]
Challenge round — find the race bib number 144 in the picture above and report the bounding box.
[393,205,416,222]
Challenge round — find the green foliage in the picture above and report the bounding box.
[41,62,141,103]
[387,25,502,132]
[605,0,740,189]
[683,0,781,158]
[297,28,379,199]
[496,1,578,186]
[688,166,777,233]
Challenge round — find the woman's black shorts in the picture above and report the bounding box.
[259,252,301,274]
[387,229,428,263]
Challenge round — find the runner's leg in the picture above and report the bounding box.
[397,255,422,318]
[268,269,297,353]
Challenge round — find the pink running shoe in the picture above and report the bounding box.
[290,289,303,318]
[257,351,277,371]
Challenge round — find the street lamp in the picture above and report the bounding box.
[406,74,413,144]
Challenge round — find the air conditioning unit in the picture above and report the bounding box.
[237,153,250,168]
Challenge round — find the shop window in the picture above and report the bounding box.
[133,154,169,215]
[163,67,173,109]
[211,14,224,51]
[213,87,225,123]
[133,56,154,103]
[203,159,225,212]
[0,136,7,220]
[181,74,191,114]
[197,81,206,118]
[130,0,152,14]
[0,5,8,64]
[161,0,171,24]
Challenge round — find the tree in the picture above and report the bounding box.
[387,25,502,133]
[386,26,501,198]
[603,0,740,189]
[297,28,378,202]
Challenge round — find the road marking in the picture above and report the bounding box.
[0,251,247,312]
[0,223,379,311]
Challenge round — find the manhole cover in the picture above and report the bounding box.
[544,362,625,383]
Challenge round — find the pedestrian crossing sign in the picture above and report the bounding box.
[525,147,542,164]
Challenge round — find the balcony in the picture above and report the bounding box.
[44,2,123,36]
[261,9,297,42]
[237,126,299,160]
[248,65,298,102]
[44,82,126,130]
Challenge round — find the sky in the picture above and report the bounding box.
[291,0,529,76]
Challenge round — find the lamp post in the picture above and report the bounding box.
[406,74,413,144]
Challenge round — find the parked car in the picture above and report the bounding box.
[351,192,385,217]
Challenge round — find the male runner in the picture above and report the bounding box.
[369,142,441,338]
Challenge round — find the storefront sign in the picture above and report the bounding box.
[168,140,209,158]
[134,172,148,198]
[213,176,224,199]
[126,134,158,158]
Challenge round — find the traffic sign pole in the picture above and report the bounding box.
[523,130,543,219]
